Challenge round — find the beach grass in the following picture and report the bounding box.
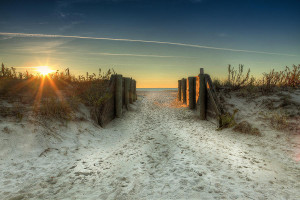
[0,63,115,120]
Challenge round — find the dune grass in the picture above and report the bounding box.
[0,63,115,120]
[213,64,299,133]
[213,64,300,94]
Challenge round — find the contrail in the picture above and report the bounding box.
[89,52,196,58]
[0,32,298,57]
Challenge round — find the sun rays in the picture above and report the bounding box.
[35,66,55,76]
[23,66,69,111]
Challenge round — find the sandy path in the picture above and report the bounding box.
[1,91,299,200]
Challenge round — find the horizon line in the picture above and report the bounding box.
[0,32,298,57]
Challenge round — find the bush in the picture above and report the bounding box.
[218,109,238,130]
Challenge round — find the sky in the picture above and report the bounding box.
[0,0,300,88]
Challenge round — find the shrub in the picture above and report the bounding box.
[218,109,238,130]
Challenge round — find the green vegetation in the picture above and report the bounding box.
[218,109,238,130]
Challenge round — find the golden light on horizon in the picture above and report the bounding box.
[35,66,55,76]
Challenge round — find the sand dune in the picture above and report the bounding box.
[0,91,299,199]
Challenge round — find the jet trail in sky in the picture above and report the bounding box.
[0,32,298,57]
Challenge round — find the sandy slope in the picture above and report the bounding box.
[0,91,299,200]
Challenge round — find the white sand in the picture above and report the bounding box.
[0,91,299,200]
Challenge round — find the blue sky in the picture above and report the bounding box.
[0,0,299,87]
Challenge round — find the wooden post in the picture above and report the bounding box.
[115,74,123,117]
[181,78,187,104]
[124,77,130,109]
[188,77,196,109]
[199,68,206,120]
[178,80,182,101]
[133,80,136,102]
[129,78,133,104]
[122,77,125,108]
[135,80,137,101]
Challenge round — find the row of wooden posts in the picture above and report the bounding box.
[97,74,137,127]
[178,68,223,123]
[112,74,137,118]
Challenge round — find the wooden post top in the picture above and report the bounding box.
[200,68,204,75]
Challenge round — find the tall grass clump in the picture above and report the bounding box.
[226,64,251,90]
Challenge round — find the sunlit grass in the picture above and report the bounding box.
[0,63,115,121]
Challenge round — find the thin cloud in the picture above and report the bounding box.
[0,32,298,57]
[0,36,13,40]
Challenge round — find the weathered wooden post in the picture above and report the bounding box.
[129,78,133,104]
[199,68,206,120]
[181,78,187,104]
[178,80,182,101]
[188,77,196,109]
[135,80,137,101]
[115,74,123,117]
[122,77,125,108]
[133,80,136,102]
[124,77,130,109]
[132,80,135,102]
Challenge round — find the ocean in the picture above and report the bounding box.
[137,88,177,91]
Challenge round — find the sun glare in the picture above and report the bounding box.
[36,66,55,76]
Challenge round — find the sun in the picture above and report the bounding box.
[36,66,55,76]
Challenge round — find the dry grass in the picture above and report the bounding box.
[226,64,251,90]
[0,63,116,120]
[260,111,290,131]
[0,102,24,121]
[233,121,261,136]
[34,98,73,120]
[261,65,300,90]
[213,64,299,95]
